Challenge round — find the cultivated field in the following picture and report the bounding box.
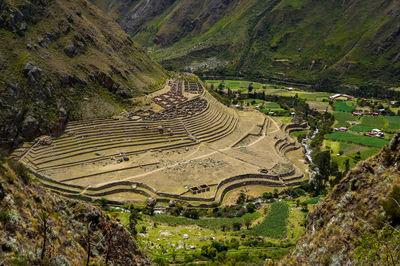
[17,79,307,205]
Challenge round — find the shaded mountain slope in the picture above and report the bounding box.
[93,0,400,86]
[0,0,167,150]
[284,132,400,264]
[0,159,150,265]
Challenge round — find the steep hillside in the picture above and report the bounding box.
[285,132,400,265]
[0,0,167,150]
[93,0,400,86]
[0,159,150,265]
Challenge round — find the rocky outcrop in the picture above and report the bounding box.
[0,160,150,265]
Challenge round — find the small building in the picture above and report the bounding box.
[287,87,294,91]
[339,127,347,132]
[372,112,379,117]
[390,101,397,105]
[352,112,362,117]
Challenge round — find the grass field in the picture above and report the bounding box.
[325,132,388,148]
[384,116,400,131]
[250,202,289,238]
[333,148,380,170]
[150,212,261,230]
[361,116,386,128]
[334,111,358,127]
[349,125,376,132]
[334,102,355,112]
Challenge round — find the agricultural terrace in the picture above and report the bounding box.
[16,79,307,205]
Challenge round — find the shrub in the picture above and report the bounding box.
[8,160,30,184]
[383,185,400,226]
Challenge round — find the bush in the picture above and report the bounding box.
[8,160,30,184]
[383,185,400,226]
[246,202,256,213]
[183,209,199,219]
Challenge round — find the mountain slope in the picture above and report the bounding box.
[93,0,400,86]
[0,0,167,150]
[284,132,400,264]
[0,159,150,265]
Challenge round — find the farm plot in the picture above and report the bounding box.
[250,202,289,238]
[334,112,358,128]
[334,102,355,112]
[384,116,400,131]
[150,212,260,230]
[325,132,388,148]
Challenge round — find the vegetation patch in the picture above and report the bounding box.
[350,125,376,132]
[325,132,388,148]
[334,112,358,128]
[384,116,400,131]
[250,202,289,238]
[150,212,261,230]
[334,102,355,112]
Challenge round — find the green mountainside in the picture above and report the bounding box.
[92,0,400,86]
[0,0,167,150]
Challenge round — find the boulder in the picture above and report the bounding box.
[117,87,133,98]
[21,115,40,140]
[22,61,35,76]
[64,44,77,58]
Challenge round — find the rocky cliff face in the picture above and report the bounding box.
[93,0,400,86]
[0,159,151,265]
[0,0,167,150]
[285,132,400,264]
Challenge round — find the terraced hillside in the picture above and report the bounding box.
[16,80,307,205]
[92,0,400,86]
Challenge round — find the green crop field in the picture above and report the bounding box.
[384,116,400,130]
[150,212,261,230]
[334,102,355,112]
[334,112,358,128]
[265,102,281,109]
[325,132,388,148]
[350,125,376,132]
[250,202,289,238]
[360,116,386,128]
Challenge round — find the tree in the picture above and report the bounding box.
[313,151,331,182]
[246,202,256,213]
[127,204,142,236]
[248,83,254,93]
[344,158,350,173]
[262,192,273,201]
[183,209,199,219]
[38,211,51,263]
[245,220,252,230]
[232,222,242,231]
[236,193,246,204]
[354,151,362,162]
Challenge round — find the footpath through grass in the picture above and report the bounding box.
[250,202,289,238]
[325,132,388,148]
[150,212,261,230]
